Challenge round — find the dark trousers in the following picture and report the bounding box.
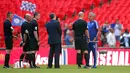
[87,42,97,66]
[48,44,61,68]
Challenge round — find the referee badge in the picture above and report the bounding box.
[10,27,14,30]
[25,30,29,33]
[35,26,37,30]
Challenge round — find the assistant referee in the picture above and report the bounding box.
[3,12,14,68]
[30,12,40,68]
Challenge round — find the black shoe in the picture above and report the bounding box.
[47,66,52,69]
[3,66,12,69]
[78,66,81,69]
[55,67,60,69]
[83,65,91,69]
[29,66,35,69]
[34,66,40,68]
[78,65,81,69]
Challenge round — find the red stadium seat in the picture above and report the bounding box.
[93,0,101,6]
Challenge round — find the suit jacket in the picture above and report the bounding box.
[45,20,62,44]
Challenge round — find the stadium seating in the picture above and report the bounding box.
[0,0,130,47]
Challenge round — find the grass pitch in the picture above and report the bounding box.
[0,65,130,73]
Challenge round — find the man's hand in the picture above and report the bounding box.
[20,41,25,47]
[23,43,25,46]
[88,38,90,43]
[13,35,18,40]
[87,38,90,43]
[38,41,40,46]
[93,37,97,41]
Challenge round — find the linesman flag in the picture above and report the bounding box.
[12,14,25,26]
[20,1,36,13]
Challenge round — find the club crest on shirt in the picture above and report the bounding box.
[92,22,94,25]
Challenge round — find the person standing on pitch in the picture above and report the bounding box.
[20,13,35,68]
[85,12,99,68]
[3,12,17,68]
[72,12,90,68]
[30,12,40,68]
[45,13,62,68]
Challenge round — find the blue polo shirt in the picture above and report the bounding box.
[87,20,99,41]
[65,35,73,45]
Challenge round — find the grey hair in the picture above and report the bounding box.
[88,12,96,17]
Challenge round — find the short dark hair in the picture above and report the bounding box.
[56,16,59,20]
[49,13,55,19]
[24,15,27,19]
[7,12,13,18]
[33,12,39,18]
[125,29,129,34]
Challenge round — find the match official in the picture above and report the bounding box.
[72,12,90,68]
[20,14,34,68]
[3,12,14,68]
[30,12,40,68]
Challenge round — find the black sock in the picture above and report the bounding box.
[20,53,25,61]
[84,53,89,66]
[25,54,32,67]
[80,51,83,65]
[19,53,25,67]
[28,54,33,67]
[4,54,10,67]
[25,54,29,62]
[77,53,82,67]
[32,53,36,67]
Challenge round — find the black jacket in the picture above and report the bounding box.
[45,20,62,44]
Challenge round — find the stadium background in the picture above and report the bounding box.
[0,0,130,73]
[0,0,130,47]
[0,0,130,68]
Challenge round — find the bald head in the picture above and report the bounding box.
[78,12,84,19]
[24,13,32,22]
[88,12,96,21]
[25,13,31,18]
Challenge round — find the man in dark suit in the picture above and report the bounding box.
[45,13,62,68]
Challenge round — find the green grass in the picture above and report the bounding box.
[0,65,130,73]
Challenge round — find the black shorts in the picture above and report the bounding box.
[29,38,39,51]
[23,40,30,52]
[74,36,88,51]
[4,36,13,50]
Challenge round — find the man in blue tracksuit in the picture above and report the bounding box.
[85,12,99,68]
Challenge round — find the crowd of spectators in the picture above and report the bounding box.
[63,19,130,48]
